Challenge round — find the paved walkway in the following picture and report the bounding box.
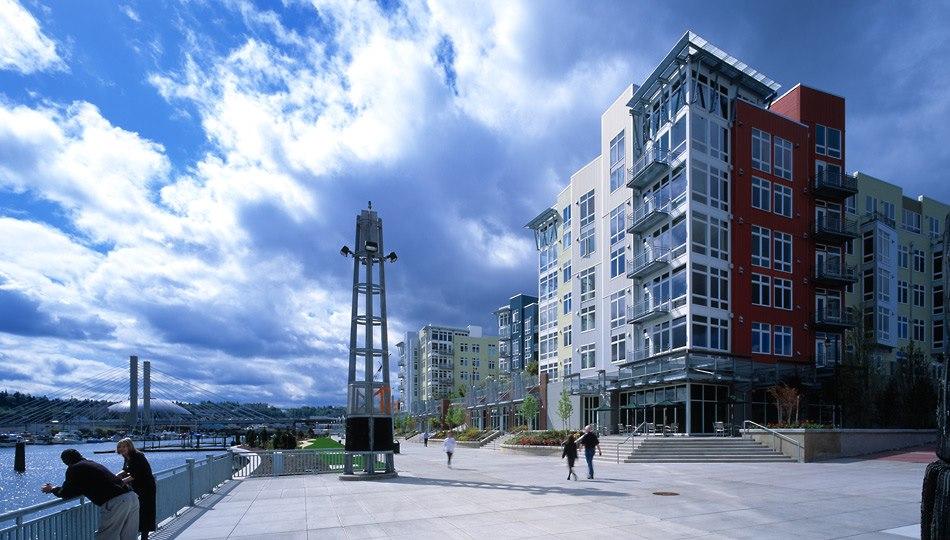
[162,442,926,539]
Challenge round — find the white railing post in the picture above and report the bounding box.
[186,458,196,505]
[207,454,215,492]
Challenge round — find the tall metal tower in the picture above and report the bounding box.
[340,203,397,478]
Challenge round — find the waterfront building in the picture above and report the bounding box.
[843,172,949,371]
[494,294,539,375]
[396,332,420,413]
[416,324,500,401]
[527,30,910,434]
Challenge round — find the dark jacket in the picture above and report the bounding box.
[576,432,600,450]
[52,459,130,506]
[123,451,157,532]
[562,441,578,461]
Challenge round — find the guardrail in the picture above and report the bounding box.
[616,422,647,463]
[742,420,804,463]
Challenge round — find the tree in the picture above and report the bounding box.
[556,389,573,429]
[767,384,800,425]
[526,360,539,377]
[519,395,539,429]
[445,406,465,429]
[245,429,257,447]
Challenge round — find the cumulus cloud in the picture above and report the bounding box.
[0,0,64,73]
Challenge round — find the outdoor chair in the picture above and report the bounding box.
[714,421,725,437]
[646,422,656,435]
[618,423,626,435]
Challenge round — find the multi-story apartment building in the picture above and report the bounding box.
[494,294,539,374]
[396,332,420,413]
[416,324,500,401]
[530,31,882,434]
[844,172,949,370]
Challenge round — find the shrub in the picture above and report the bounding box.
[510,429,579,446]
[509,425,529,433]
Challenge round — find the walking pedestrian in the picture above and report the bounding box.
[116,438,157,540]
[562,433,578,480]
[575,425,602,479]
[423,430,429,447]
[41,448,140,540]
[443,433,457,468]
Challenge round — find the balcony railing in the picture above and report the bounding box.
[814,307,857,329]
[628,188,686,234]
[813,169,857,199]
[626,245,673,279]
[499,327,511,339]
[627,298,671,324]
[814,258,858,285]
[627,146,670,189]
[814,214,859,242]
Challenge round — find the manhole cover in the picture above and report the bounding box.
[652,491,679,496]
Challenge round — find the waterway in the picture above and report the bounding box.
[0,442,226,516]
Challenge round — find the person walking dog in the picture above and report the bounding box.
[576,425,602,479]
[562,433,578,480]
[443,433,457,468]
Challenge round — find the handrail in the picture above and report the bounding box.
[616,422,647,463]
[742,420,803,463]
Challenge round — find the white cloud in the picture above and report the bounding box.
[0,0,64,73]
[120,5,140,23]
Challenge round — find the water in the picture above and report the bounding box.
[0,442,226,516]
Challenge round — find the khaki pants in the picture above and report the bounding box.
[97,491,140,540]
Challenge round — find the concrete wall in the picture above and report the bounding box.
[746,428,936,462]
[545,379,582,430]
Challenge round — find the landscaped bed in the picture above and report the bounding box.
[508,430,578,446]
[432,428,492,442]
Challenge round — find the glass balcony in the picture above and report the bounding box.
[814,258,858,286]
[627,298,671,324]
[813,169,857,199]
[814,214,859,242]
[814,307,856,329]
[628,187,686,234]
[627,146,670,189]
[626,246,672,279]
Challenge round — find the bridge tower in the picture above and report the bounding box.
[340,202,397,478]
[129,355,138,431]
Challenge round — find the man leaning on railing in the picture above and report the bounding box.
[41,448,140,540]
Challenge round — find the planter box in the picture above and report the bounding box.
[499,443,562,457]
[743,428,936,462]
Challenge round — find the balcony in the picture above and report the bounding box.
[813,214,859,242]
[627,298,671,324]
[814,307,857,330]
[627,146,670,190]
[628,188,686,234]
[813,169,857,199]
[626,246,672,279]
[814,258,858,286]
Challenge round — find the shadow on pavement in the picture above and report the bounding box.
[384,475,628,497]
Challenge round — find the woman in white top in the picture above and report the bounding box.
[443,434,457,468]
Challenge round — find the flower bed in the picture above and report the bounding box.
[433,428,490,442]
[509,430,578,447]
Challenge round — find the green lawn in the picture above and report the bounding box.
[303,436,344,449]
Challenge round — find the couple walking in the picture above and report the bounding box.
[562,425,601,480]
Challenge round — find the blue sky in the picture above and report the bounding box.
[0,0,948,405]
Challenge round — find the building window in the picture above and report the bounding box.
[562,205,571,226]
[865,196,877,216]
[692,315,728,351]
[898,316,909,340]
[579,189,595,227]
[579,267,596,302]
[609,205,625,246]
[934,251,944,281]
[610,333,626,363]
[929,216,940,238]
[898,280,908,304]
[898,245,909,269]
[580,305,596,332]
[752,225,771,267]
[774,137,792,180]
[913,284,925,307]
[579,226,595,257]
[881,201,896,223]
[752,322,771,354]
[580,343,596,369]
[691,211,729,261]
[752,177,771,211]
[903,210,921,234]
[845,196,855,214]
[562,293,572,315]
[691,263,729,310]
[562,325,572,347]
[878,270,891,303]
[773,184,793,218]
[751,128,771,173]
[610,246,625,278]
[562,261,571,282]
[935,285,944,316]
[609,131,625,192]
[752,273,771,306]
[913,319,925,341]
[878,306,891,341]
[913,249,925,273]
[934,320,944,350]
[815,124,841,158]
[610,291,626,329]
[774,326,792,356]
[562,230,571,248]
[691,161,729,211]
[774,278,792,310]
[540,271,557,301]
[773,231,792,273]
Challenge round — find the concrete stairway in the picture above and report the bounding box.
[626,436,795,463]
[592,435,644,464]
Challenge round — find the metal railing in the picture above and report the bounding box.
[814,214,859,238]
[0,453,233,540]
[616,421,647,463]
[814,258,857,283]
[814,307,856,327]
[232,449,388,478]
[628,187,686,231]
[742,420,803,463]
[813,169,857,195]
[627,298,672,322]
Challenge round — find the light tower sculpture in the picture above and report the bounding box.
[340,203,397,479]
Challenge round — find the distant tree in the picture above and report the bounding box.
[557,389,573,430]
[258,428,269,448]
[245,429,257,447]
[519,395,539,429]
[526,360,539,377]
[445,406,465,429]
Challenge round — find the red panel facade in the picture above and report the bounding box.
[731,100,813,364]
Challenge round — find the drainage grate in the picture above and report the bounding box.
[652,491,679,496]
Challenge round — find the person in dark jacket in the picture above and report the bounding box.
[575,425,602,479]
[561,433,578,480]
[116,438,157,540]
[41,448,139,540]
